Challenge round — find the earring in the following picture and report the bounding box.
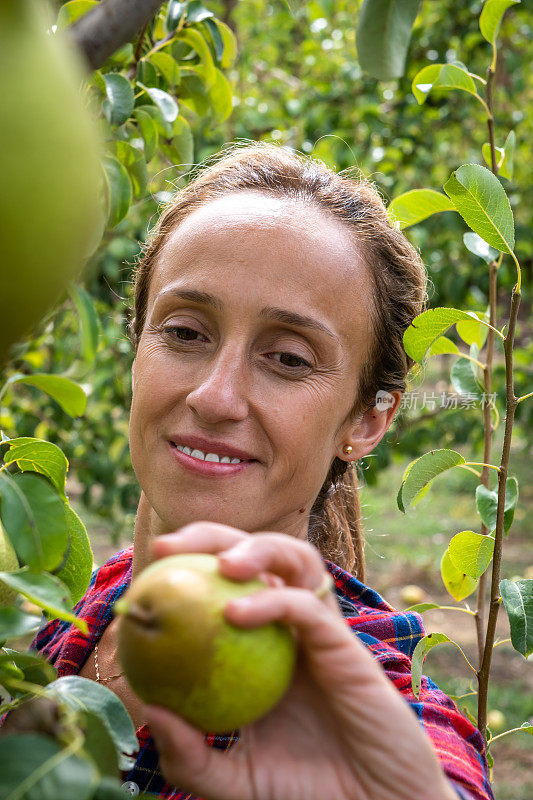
[342,444,353,455]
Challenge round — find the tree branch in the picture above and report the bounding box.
[70,0,167,72]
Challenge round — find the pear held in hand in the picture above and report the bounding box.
[115,553,297,733]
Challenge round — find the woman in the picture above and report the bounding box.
[33,142,493,800]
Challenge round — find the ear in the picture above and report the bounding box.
[337,390,402,462]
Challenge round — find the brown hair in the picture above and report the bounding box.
[129,142,427,581]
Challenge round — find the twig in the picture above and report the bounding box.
[477,286,521,742]
[70,0,167,71]
[126,21,149,81]
[475,259,498,667]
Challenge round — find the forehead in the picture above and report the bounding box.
[149,191,373,345]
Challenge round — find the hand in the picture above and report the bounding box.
[144,523,456,800]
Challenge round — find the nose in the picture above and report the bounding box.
[185,345,250,424]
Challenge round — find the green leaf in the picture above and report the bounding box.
[138,83,179,123]
[179,73,210,117]
[137,58,158,87]
[55,506,93,605]
[57,0,98,29]
[79,710,120,778]
[0,648,57,689]
[187,1,215,23]
[0,607,41,640]
[102,73,134,126]
[166,0,187,31]
[441,550,478,601]
[68,284,100,364]
[356,0,420,81]
[479,0,520,47]
[456,311,489,348]
[428,336,460,357]
[397,449,465,512]
[403,602,441,613]
[411,632,454,697]
[202,18,224,64]
[463,232,499,263]
[46,676,138,771]
[412,63,479,105]
[208,18,237,68]
[482,130,515,180]
[12,374,87,417]
[162,116,194,167]
[151,52,181,87]
[115,141,148,198]
[499,130,516,180]
[448,530,495,579]
[450,358,483,401]
[0,569,87,632]
[175,28,217,87]
[388,189,455,230]
[403,307,477,363]
[500,578,533,657]
[0,734,97,800]
[102,155,133,229]
[0,472,68,572]
[3,438,68,495]
[443,164,515,254]
[208,68,233,125]
[133,108,159,163]
[476,477,519,534]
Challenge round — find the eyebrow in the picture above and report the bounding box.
[157,288,339,341]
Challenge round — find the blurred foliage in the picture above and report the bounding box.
[2,0,531,534]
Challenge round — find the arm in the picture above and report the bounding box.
[141,523,488,800]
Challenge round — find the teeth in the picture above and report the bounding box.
[176,445,243,464]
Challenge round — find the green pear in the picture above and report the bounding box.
[0,0,102,364]
[115,553,297,733]
[0,518,20,607]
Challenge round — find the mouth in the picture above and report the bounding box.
[168,441,257,475]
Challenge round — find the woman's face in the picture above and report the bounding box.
[129,191,391,537]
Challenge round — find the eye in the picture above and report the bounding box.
[164,326,207,342]
[270,352,312,370]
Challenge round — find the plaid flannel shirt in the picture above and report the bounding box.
[32,546,494,800]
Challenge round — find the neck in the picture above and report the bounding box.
[131,491,311,579]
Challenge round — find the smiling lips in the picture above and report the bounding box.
[168,441,256,476]
[175,444,243,464]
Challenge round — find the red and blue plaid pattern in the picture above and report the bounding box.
[32,547,494,800]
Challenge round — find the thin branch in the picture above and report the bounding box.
[475,259,498,667]
[485,66,499,174]
[126,21,149,81]
[477,286,521,743]
[70,0,167,72]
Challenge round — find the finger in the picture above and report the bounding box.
[152,521,248,559]
[218,533,330,595]
[144,704,251,800]
[225,586,362,678]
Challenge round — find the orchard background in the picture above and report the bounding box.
[0,1,531,798]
